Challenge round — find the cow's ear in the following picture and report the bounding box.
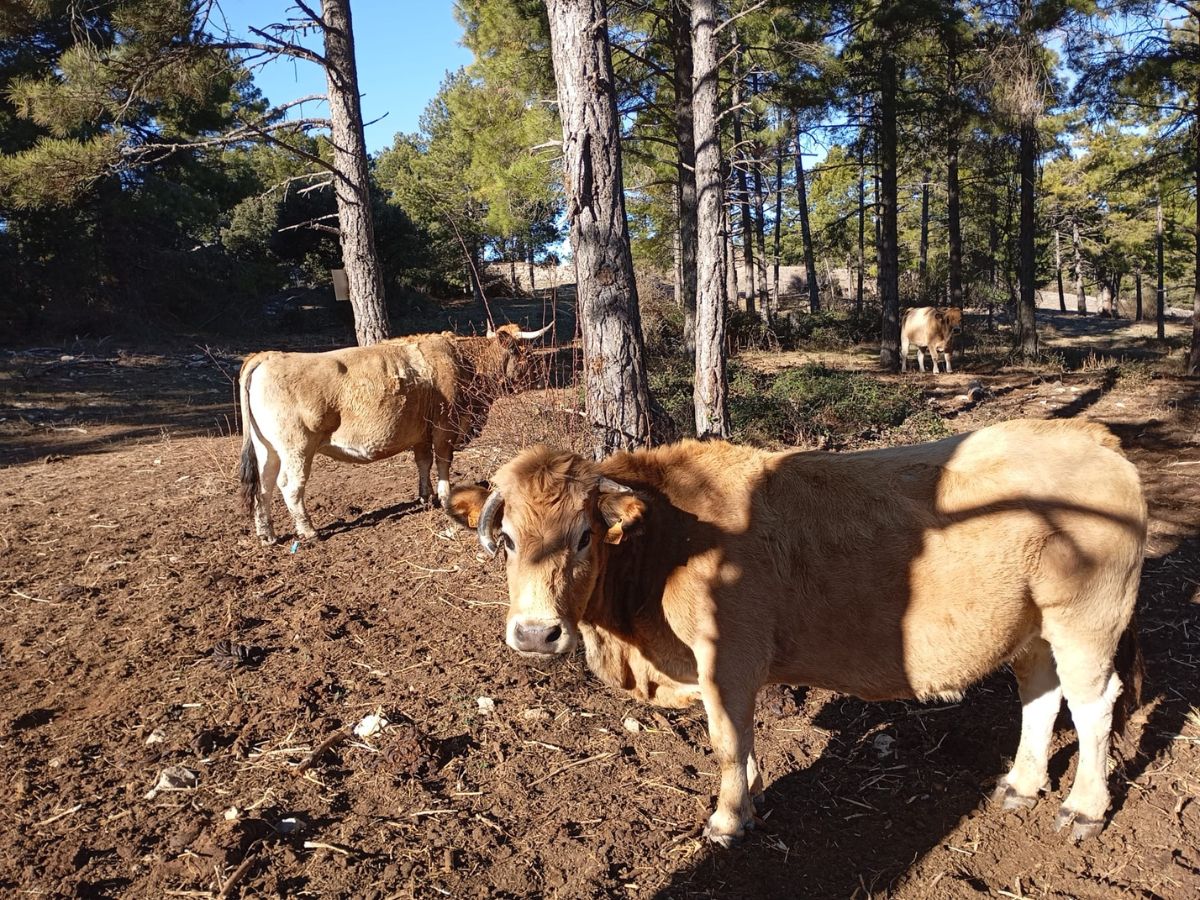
[447,483,491,528]
[597,480,644,545]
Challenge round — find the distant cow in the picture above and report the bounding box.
[448,420,1145,846]
[238,323,550,543]
[902,306,963,374]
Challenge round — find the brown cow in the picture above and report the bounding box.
[902,306,963,374]
[448,419,1145,846]
[238,323,549,543]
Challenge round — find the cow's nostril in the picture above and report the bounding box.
[544,625,562,645]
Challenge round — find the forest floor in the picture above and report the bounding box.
[1,313,1198,899]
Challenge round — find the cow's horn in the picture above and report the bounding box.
[597,477,631,494]
[515,323,552,340]
[486,323,496,338]
[477,490,504,556]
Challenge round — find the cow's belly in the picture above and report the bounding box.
[322,417,426,463]
[767,554,1036,702]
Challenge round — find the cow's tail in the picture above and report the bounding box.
[238,354,265,513]
[1111,611,1145,749]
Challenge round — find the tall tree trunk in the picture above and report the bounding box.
[1113,272,1122,318]
[730,44,756,315]
[918,168,931,292]
[946,32,963,309]
[528,244,536,293]
[1099,273,1113,317]
[671,0,697,353]
[878,46,901,371]
[545,0,653,453]
[773,138,782,310]
[1157,189,1166,339]
[723,197,739,306]
[1054,228,1067,312]
[1072,218,1087,314]
[691,0,729,437]
[322,0,389,345]
[1015,118,1038,355]
[1135,268,1143,321]
[1192,106,1200,374]
[794,124,820,313]
[753,153,770,320]
[856,122,866,314]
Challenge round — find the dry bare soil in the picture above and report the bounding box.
[1,329,1198,899]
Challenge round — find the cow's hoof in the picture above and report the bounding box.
[258,535,277,546]
[1055,807,1102,842]
[702,824,743,849]
[992,783,1038,810]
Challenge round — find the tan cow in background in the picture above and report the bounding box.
[238,323,549,543]
[449,419,1145,847]
[902,306,963,374]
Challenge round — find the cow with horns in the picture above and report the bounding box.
[448,419,1146,846]
[238,322,551,543]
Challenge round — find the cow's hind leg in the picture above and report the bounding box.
[993,637,1060,809]
[916,346,927,373]
[901,337,910,373]
[1049,629,1121,841]
[251,432,280,545]
[941,346,953,374]
[278,452,318,540]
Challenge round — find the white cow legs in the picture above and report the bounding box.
[994,637,1061,808]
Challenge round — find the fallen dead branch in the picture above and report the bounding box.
[290,728,349,777]
[527,752,614,788]
[216,845,259,899]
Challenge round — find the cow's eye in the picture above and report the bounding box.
[576,530,592,552]
[500,532,515,553]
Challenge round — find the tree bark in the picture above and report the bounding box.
[878,46,901,371]
[946,31,963,310]
[545,0,653,453]
[1015,117,1038,356]
[1135,268,1142,321]
[856,111,866,314]
[671,0,697,353]
[794,124,820,313]
[1054,228,1067,312]
[322,0,389,345]
[691,0,729,438]
[1072,218,1087,314]
[1192,102,1200,374]
[918,168,930,292]
[1157,189,1166,340]
[731,42,756,315]
[773,138,782,310]
[752,146,770,319]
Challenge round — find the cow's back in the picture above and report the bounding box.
[249,337,453,457]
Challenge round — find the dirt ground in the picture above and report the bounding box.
[2,320,1198,899]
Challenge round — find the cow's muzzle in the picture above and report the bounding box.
[508,618,576,657]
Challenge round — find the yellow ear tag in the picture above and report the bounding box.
[604,522,624,545]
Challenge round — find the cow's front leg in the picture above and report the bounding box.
[414,443,434,506]
[432,431,454,508]
[941,347,953,374]
[916,347,927,373]
[699,675,757,847]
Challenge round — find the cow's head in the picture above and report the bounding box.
[446,447,644,658]
[480,322,552,387]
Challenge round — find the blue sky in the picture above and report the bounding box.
[215,1,472,152]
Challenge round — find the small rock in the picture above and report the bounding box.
[145,765,199,799]
[521,708,548,722]
[476,697,495,714]
[622,717,642,734]
[223,807,240,821]
[144,727,166,747]
[353,712,389,739]
[871,734,896,759]
[276,816,306,835]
